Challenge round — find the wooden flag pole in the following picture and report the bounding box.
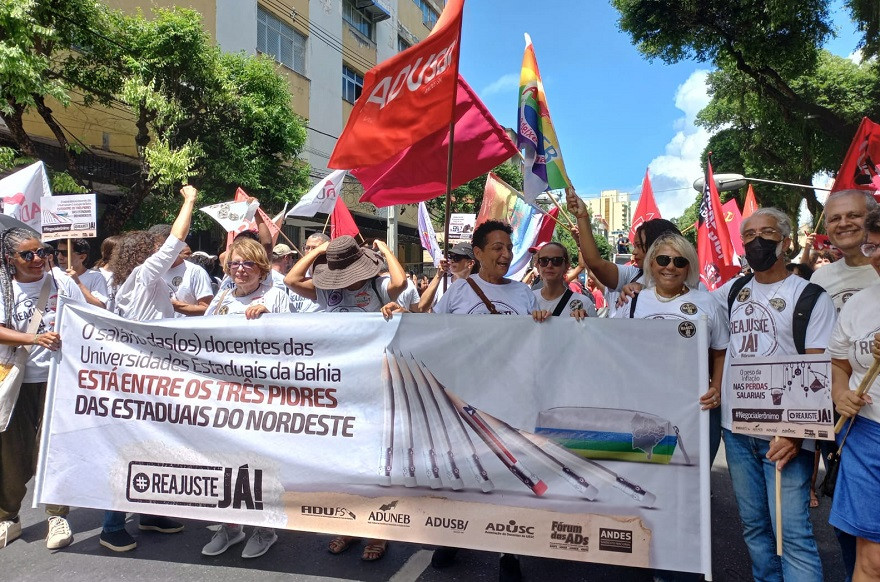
[545,190,577,230]
[775,437,783,556]
[834,358,880,433]
[276,230,302,256]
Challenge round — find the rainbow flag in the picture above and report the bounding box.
[517,33,571,203]
[477,172,542,278]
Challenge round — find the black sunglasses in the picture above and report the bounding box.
[537,256,565,267]
[448,253,468,262]
[17,248,49,262]
[655,254,689,268]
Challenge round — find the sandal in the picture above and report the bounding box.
[361,539,387,561]
[810,490,820,508]
[328,536,356,554]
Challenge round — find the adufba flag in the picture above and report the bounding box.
[200,200,260,233]
[37,304,711,577]
[0,161,52,229]
[287,170,347,217]
[518,34,571,204]
[418,202,443,267]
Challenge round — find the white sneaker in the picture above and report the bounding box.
[241,527,277,559]
[201,524,245,556]
[1,518,22,548]
[46,516,73,549]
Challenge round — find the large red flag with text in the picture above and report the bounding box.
[330,198,360,239]
[742,185,759,218]
[629,169,661,244]
[831,117,880,199]
[352,75,517,207]
[328,0,465,169]
[697,161,739,290]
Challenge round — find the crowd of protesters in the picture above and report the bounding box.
[0,183,878,582]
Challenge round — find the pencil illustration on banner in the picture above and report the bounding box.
[394,352,443,489]
[385,351,417,487]
[379,352,394,486]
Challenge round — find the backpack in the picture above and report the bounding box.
[726,274,824,355]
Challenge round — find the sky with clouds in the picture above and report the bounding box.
[457,0,861,219]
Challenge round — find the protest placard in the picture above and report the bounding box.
[448,213,475,243]
[40,194,97,241]
[36,305,711,576]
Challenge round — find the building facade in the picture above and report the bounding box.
[581,189,631,243]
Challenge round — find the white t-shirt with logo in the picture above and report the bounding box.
[434,275,536,315]
[718,274,837,436]
[534,289,598,318]
[828,282,880,424]
[0,272,85,382]
[810,259,879,312]
[78,268,109,305]
[205,280,290,317]
[315,276,391,313]
[163,260,214,309]
[613,287,729,350]
[115,235,185,321]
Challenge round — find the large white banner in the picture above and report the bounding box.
[36,304,711,577]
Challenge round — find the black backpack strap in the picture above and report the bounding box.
[628,290,640,318]
[727,273,754,317]
[792,282,824,355]
[552,289,573,317]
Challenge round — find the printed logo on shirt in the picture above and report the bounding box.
[678,321,697,338]
[354,290,372,308]
[731,301,779,356]
[840,292,854,304]
[854,326,880,370]
[680,302,697,315]
[737,287,751,302]
[327,290,343,307]
[172,276,183,289]
[769,298,786,312]
[569,300,584,312]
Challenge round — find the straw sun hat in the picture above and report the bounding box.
[311,235,381,289]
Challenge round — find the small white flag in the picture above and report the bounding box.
[200,200,260,232]
[0,161,52,229]
[417,202,443,267]
[287,170,347,217]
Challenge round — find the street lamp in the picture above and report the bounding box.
[692,173,831,193]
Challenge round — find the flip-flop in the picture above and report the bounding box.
[361,540,387,562]
[328,536,355,554]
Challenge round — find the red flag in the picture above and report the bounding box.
[533,206,560,247]
[697,160,740,290]
[328,0,464,169]
[830,117,880,199]
[742,184,759,218]
[629,169,661,244]
[721,198,745,256]
[352,75,517,207]
[330,198,360,239]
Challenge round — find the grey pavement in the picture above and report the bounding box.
[3,445,845,581]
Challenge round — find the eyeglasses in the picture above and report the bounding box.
[537,256,565,267]
[16,248,49,261]
[448,254,468,262]
[228,260,257,271]
[742,227,781,243]
[655,255,689,268]
[862,242,880,257]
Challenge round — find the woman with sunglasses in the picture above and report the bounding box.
[533,242,596,319]
[0,227,85,551]
[417,242,477,312]
[614,233,729,464]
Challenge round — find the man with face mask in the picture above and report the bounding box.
[714,208,837,581]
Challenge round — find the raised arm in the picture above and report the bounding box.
[565,188,620,289]
[284,241,329,300]
[374,240,406,302]
[171,185,199,242]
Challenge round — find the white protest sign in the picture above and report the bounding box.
[40,194,97,241]
[449,213,476,243]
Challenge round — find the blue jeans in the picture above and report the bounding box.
[722,429,823,582]
[103,510,126,533]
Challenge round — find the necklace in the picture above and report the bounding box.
[654,286,688,303]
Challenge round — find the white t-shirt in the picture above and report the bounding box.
[398,279,421,310]
[78,268,109,305]
[828,282,880,423]
[0,272,85,382]
[434,275,536,315]
[205,280,290,316]
[605,264,643,317]
[315,276,392,313]
[718,274,837,436]
[114,235,185,321]
[163,260,214,308]
[613,287,729,350]
[534,288,598,318]
[810,259,879,312]
[99,267,116,312]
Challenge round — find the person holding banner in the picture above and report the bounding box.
[99,185,199,551]
[717,208,836,581]
[532,242,595,319]
[615,233,728,463]
[0,227,85,550]
[828,206,880,582]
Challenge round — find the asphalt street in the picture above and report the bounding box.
[3,445,845,582]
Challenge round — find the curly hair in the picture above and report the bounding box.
[0,228,43,327]
[224,237,271,281]
[109,231,156,287]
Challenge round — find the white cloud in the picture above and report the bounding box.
[480,73,520,97]
[646,70,713,219]
[848,49,863,64]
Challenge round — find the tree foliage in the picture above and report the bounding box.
[0,0,309,234]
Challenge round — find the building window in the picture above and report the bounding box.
[257,6,307,75]
[397,36,411,53]
[412,0,438,29]
[343,0,373,40]
[342,65,364,104]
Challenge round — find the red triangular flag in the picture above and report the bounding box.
[742,184,759,218]
[721,198,745,257]
[351,75,517,207]
[697,160,740,290]
[830,117,880,197]
[328,0,465,170]
[533,206,560,247]
[629,169,661,244]
[330,197,360,239]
